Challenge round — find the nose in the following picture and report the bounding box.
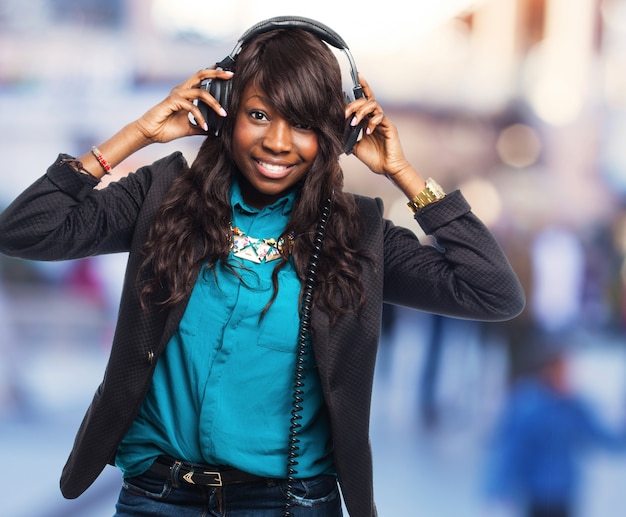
[263,119,292,154]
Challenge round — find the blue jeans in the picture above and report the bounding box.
[114,469,343,516]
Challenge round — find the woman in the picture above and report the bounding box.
[0,18,525,517]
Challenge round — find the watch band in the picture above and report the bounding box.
[407,177,446,214]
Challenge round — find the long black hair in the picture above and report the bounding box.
[139,28,367,321]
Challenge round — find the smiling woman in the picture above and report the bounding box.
[0,15,524,517]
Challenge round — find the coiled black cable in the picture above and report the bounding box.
[283,195,333,517]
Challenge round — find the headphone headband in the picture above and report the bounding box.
[238,16,349,51]
[220,16,360,87]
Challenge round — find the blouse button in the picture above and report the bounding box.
[146,350,154,365]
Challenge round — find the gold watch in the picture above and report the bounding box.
[407,178,446,214]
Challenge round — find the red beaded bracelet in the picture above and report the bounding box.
[91,146,112,174]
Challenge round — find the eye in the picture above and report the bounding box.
[249,110,269,122]
[293,122,314,131]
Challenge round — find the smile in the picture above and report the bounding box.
[255,159,295,178]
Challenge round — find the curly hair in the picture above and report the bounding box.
[138,28,368,322]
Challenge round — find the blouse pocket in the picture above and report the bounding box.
[256,269,301,353]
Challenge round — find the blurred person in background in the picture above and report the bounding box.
[0,17,524,517]
[483,337,626,517]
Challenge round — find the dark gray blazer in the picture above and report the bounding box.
[0,152,525,516]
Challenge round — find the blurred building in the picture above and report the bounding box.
[0,0,624,401]
[2,1,626,516]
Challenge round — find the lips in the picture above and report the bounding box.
[254,159,295,180]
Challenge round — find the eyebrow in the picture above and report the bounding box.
[244,94,270,105]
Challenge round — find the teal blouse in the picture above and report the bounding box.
[116,182,334,479]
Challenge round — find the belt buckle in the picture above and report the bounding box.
[182,469,223,487]
[203,471,223,487]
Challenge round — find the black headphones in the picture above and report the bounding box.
[195,15,366,155]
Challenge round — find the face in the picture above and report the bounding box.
[231,83,319,208]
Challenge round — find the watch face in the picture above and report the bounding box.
[426,178,445,198]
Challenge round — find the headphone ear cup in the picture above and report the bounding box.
[343,116,366,155]
[198,76,232,137]
[342,86,365,155]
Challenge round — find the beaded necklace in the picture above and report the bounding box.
[229,225,295,263]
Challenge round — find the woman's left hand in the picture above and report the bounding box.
[346,75,411,177]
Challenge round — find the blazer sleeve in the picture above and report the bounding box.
[382,190,525,321]
[0,152,184,261]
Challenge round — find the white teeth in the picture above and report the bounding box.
[259,161,288,172]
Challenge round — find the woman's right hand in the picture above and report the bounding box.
[134,68,234,144]
[72,69,234,178]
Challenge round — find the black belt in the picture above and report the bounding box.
[148,456,268,487]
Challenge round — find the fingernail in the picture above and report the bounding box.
[219,108,227,117]
[366,127,372,135]
[203,123,209,131]
[350,116,357,127]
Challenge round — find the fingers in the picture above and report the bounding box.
[345,74,384,136]
[180,67,234,90]
[173,68,234,132]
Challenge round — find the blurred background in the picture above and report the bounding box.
[2,0,626,515]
